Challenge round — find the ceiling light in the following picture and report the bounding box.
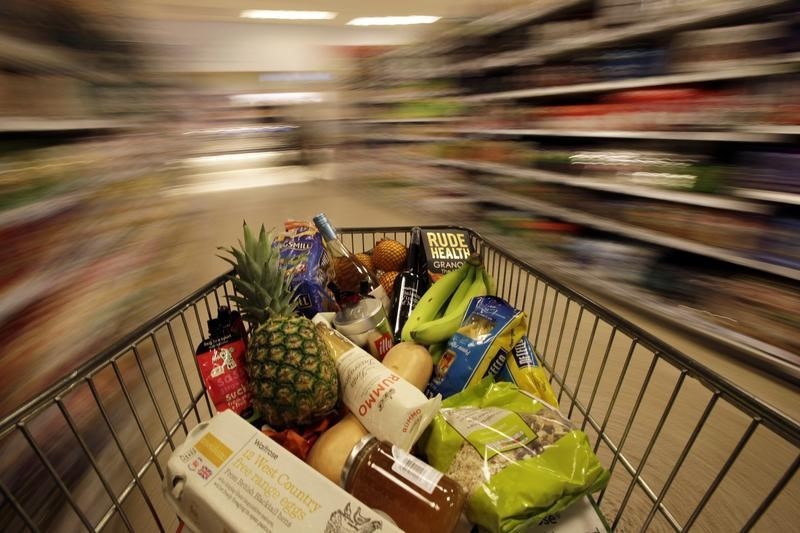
[347,16,440,26]
[241,10,337,20]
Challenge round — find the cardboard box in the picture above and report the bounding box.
[164,410,402,533]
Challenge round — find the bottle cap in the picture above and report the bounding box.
[312,213,336,241]
[341,435,377,488]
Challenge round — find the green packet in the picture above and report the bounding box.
[420,378,610,533]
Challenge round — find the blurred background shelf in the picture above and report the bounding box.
[0,117,134,134]
[462,53,800,101]
[451,0,795,73]
[404,156,771,213]
[451,127,796,143]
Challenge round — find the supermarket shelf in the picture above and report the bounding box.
[363,175,800,380]
[481,229,800,381]
[418,157,770,214]
[461,0,591,37]
[353,117,464,124]
[0,192,85,229]
[0,32,123,83]
[461,54,800,102]
[361,91,462,104]
[0,117,132,133]
[732,188,800,206]
[471,184,800,281]
[452,0,794,73]
[453,127,790,144]
[350,134,460,144]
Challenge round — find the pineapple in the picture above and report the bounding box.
[219,223,339,428]
[372,239,407,272]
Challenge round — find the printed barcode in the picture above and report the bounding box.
[391,446,443,494]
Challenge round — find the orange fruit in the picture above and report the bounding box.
[372,239,407,272]
[379,271,400,298]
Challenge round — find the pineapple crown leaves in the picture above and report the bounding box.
[217,221,298,326]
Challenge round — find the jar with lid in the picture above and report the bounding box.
[333,296,394,360]
[342,435,465,533]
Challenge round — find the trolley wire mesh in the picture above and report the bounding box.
[0,226,797,532]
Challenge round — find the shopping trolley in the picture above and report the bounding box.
[1,227,798,532]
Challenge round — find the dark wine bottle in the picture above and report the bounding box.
[390,227,430,341]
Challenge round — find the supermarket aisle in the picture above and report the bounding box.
[167,163,443,292]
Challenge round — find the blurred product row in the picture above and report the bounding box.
[340,0,800,379]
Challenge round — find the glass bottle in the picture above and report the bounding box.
[389,226,430,341]
[313,213,390,310]
[342,436,465,533]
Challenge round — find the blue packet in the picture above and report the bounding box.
[278,220,337,318]
[426,296,527,399]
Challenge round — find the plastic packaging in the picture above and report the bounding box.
[313,317,441,451]
[276,220,337,318]
[421,378,609,533]
[426,296,527,399]
[497,336,559,408]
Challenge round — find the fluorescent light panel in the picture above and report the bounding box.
[241,10,337,20]
[347,15,440,26]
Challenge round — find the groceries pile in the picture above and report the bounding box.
[166,217,609,533]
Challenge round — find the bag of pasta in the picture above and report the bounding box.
[497,336,559,408]
[421,377,609,533]
[425,296,527,399]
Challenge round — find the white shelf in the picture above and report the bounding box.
[451,0,794,73]
[453,127,786,143]
[419,157,770,214]
[732,188,800,206]
[0,117,131,133]
[461,54,800,102]
[472,184,800,281]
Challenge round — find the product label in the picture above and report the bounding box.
[400,285,421,308]
[197,339,253,415]
[335,346,441,451]
[422,229,474,278]
[366,315,394,361]
[441,406,536,460]
[390,445,443,494]
[166,411,402,533]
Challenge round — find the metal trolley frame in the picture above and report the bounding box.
[1,226,798,532]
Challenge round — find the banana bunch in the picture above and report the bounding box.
[401,254,495,346]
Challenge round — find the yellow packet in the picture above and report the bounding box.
[498,336,559,407]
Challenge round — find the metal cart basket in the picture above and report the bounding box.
[1,227,798,532]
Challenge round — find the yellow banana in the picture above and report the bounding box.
[445,265,476,315]
[411,273,488,345]
[400,259,475,342]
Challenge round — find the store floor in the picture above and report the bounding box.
[48,162,796,532]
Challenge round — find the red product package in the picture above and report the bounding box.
[196,313,255,419]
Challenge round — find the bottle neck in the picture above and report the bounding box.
[406,228,424,272]
[313,214,338,242]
